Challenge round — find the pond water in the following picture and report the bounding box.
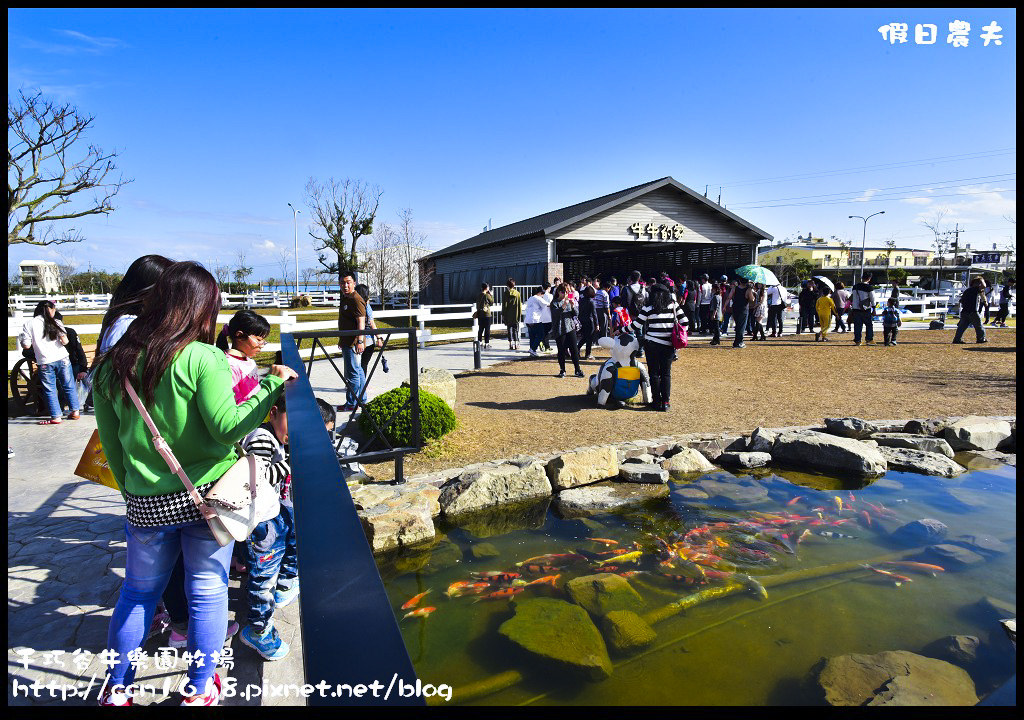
[375,460,1017,705]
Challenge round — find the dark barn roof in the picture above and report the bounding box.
[422,176,773,263]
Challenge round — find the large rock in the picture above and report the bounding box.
[926,543,986,568]
[402,367,457,410]
[554,482,669,519]
[566,573,644,617]
[958,450,1017,471]
[875,446,966,478]
[687,435,746,462]
[951,533,1010,556]
[662,448,716,476]
[943,416,1012,451]
[772,430,887,477]
[824,417,880,439]
[601,610,656,655]
[617,463,669,484]
[903,418,948,436]
[921,635,980,665]
[456,498,550,539]
[546,446,620,490]
[872,433,955,458]
[747,427,777,454]
[891,518,948,545]
[818,650,979,706]
[358,501,435,554]
[499,598,613,681]
[439,461,551,517]
[696,475,770,507]
[718,451,772,469]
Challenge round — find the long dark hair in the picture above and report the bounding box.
[96,255,175,356]
[101,261,221,405]
[649,283,674,314]
[33,300,63,341]
[216,309,271,351]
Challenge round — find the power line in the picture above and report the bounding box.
[711,148,1016,189]
[735,185,1016,210]
[728,173,1015,207]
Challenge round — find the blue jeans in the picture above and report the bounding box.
[850,309,874,344]
[953,311,986,343]
[245,507,297,633]
[38,358,78,419]
[732,311,748,347]
[342,344,365,407]
[526,323,543,352]
[108,520,232,694]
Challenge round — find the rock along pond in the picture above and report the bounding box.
[374,460,1016,705]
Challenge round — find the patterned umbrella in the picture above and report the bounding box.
[734,265,781,286]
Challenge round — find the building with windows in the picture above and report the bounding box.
[418,177,773,304]
[18,260,61,294]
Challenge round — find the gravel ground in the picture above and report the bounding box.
[365,326,1016,480]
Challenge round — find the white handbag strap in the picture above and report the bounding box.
[123,379,219,521]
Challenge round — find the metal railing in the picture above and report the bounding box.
[281,330,423,706]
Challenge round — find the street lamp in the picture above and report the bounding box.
[849,211,885,283]
[287,203,301,297]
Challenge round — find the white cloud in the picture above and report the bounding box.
[255,239,277,252]
[851,189,879,203]
[913,185,1017,226]
[901,197,933,205]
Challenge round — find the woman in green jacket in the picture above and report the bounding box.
[476,283,494,349]
[502,278,523,351]
[93,262,296,706]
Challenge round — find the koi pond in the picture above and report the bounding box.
[376,460,1016,705]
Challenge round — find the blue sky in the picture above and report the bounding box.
[8,8,1017,281]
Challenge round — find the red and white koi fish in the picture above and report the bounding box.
[401,590,431,610]
[403,606,436,619]
[848,491,856,504]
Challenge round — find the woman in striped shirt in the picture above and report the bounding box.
[630,283,684,412]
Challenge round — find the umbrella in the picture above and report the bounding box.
[813,275,835,292]
[734,265,780,286]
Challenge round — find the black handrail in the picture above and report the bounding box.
[281,331,423,706]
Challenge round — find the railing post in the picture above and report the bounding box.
[418,308,426,349]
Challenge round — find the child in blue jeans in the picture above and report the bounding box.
[238,393,299,660]
[882,297,903,346]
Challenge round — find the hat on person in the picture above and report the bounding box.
[719,275,728,283]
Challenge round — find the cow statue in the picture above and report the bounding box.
[587,332,652,407]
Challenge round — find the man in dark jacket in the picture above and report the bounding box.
[797,280,818,334]
[849,273,878,345]
[952,277,988,344]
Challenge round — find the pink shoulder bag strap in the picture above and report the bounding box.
[123,379,220,522]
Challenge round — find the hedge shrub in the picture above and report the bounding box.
[358,386,456,447]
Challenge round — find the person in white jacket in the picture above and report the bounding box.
[19,300,80,424]
[538,281,554,353]
[523,286,551,357]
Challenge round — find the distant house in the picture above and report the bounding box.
[758,236,930,272]
[418,177,773,304]
[19,260,61,293]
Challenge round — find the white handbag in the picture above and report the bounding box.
[124,380,280,546]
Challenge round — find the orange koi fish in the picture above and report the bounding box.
[401,590,431,610]
[862,564,913,586]
[880,561,945,576]
[474,587,524,602]
[526,574,560,587]
[403,606,436,619]
[786,496,803,507]
[588,538,619,546]
[860,510,872,528]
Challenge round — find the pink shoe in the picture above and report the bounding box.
[180,673,221,706]
[168,621,239,649]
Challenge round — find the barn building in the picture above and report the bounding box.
[418,176,773,304]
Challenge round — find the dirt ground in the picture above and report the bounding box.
[365,326,1017,480]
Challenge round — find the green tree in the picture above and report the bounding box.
[792,258,814,280]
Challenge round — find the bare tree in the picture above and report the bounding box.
[55,249,79,293]
[884,238,897,267]
[277,249,293,293]
[303,176,382,280]
[233,250,252,293]
[212,262,231,290]
[396,208,429,309]
[363,221,402,303]
[300,266,317,293]
[8,90,131,246]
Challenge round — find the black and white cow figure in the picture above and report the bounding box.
[587,332,652,407]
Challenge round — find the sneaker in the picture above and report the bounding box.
[891,341,898,346]
[239,624,289,661]
[8,447,13,459]
[574,370,585,378]
[977,339,989,344]
[180,673,222,706]
[733,343,746,349]
[556,371,565,378]
[951,340,966,345]
[231,556,248,575]
[147,608,170,640]
[274,584,300,608]
[854,341,861,346]
[169,621,240,649]
[529,350,539,357]
[99,686,133,707]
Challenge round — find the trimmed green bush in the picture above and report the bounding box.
[358,386,456,447]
